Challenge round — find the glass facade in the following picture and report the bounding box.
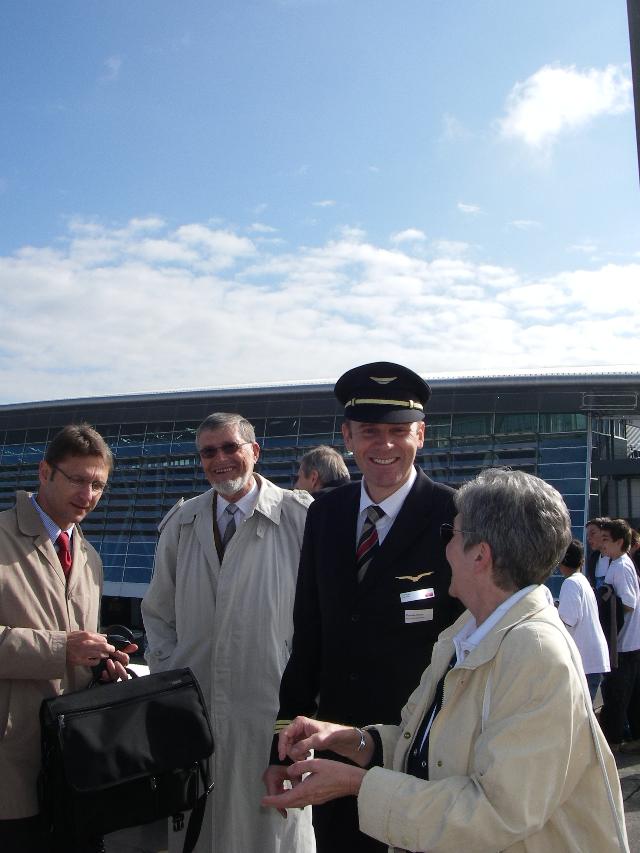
[1,373,639,616]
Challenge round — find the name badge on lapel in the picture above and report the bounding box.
[400,588,435,604]
[405,609,433,624]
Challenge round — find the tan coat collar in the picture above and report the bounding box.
[435,586,555,670]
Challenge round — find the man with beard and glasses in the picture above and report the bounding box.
[142,413,315,853]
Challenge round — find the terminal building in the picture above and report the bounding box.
[1,370,639,629]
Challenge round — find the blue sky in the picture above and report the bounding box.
[0,0,638,404]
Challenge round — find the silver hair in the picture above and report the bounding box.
[299,445,349,486]
[454,468,572,591]
[195,413,256,445]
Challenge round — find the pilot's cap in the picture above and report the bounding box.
[334,362,431,423]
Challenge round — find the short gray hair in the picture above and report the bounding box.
[454,468,571,591]
[196,413,256,445]
[299,445,349,486]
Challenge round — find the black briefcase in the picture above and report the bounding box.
[39,667,214,853]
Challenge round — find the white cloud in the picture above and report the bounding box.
[499,63,632,149]
[133,239,198,264]
[248,222,278,233]
[0,217,638,404]
[508,220,541,231]
[100,55,122,83]
[568,241,598,254]
[127,217,166,233]
[390,228,426,244]
[431,240,470,256]
[312,200,336,208]
[338,225,366,242]
[441,113,470,141]
[457,202,481,215]
[173,224,255,268]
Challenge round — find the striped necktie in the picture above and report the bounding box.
[356,505,384,582]
[220,504,239,555]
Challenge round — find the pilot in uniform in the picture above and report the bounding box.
[265,362,463,853]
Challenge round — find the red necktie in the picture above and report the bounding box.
[56,531,73,578]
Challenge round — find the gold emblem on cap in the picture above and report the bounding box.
[370,376,397,384]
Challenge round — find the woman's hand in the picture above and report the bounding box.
[261,758,366,813]
[278,716,354,761]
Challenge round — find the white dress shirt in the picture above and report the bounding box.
[216,477,259,539]
[356,466,417,545]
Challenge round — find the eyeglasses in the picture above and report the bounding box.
[50,464,108,494]
[440,523,477,545]
[198,441,252,460]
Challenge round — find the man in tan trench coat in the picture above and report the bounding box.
[0,424,134,853]
[143,412,316,853]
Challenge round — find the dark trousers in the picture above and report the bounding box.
[0,814,104,853]
[600,649,640,744]
[313,797,387,853]
[0,814,49,853]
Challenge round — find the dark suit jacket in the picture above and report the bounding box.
[586,549,600,587]
[275,467,462,732]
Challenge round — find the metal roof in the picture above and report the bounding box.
[1,368,639,412]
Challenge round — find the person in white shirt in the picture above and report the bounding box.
[599,518,640,750]
[557,539,610,701]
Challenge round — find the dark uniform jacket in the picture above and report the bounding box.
[276,467,460,728]
[271,468,462,853]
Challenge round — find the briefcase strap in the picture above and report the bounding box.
[180,760,215,853]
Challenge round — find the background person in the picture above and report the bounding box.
[599,518,640,751]
[585,517,611,588]
[630,528,640,580]
[142,413,315,853]
[557,539,610,701]
[0,424,135,853]
[265,362,462,853]
[263,469,627,853]
[294,445,350,496]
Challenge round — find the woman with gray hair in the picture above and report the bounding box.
[263,469,628,852]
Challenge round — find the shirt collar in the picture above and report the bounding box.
[30,494,73,544]
[359,465,417,520]
[452,584,539,665]
[216,476,259,520]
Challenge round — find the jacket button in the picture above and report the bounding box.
[403,731,411,739]
[351,613,359,622]
[437,760,443,767]
[349,673,358,681]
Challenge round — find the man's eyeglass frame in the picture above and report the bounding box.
[198,441,253,460]
[50,463,108,494]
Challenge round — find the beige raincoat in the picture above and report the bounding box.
[142,475,315,853]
